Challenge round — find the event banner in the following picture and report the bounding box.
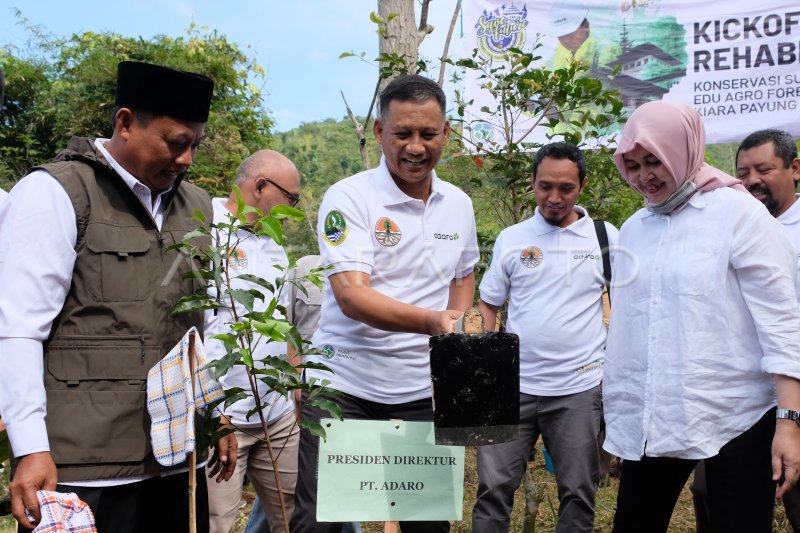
[316,419,465,521]
[462,0,800,145]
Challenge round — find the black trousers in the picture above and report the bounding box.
[613,408,776,533]
[19,469,209,533]
[289,391,449,533]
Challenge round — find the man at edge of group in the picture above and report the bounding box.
[204,150,302,533]
[471,142,618,533]
[289,74,480,533]
[727,129,800,531]
[0,61,236,533]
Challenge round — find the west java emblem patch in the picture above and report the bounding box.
[520,246,543,268]
[227,247,248,270]
[374,217,402,247]
[321,345,335,359]
[323,210,349,246]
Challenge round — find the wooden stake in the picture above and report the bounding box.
[188,331,197,533]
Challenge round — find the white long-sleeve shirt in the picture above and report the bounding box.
[603,187,800,460]
[0,139,172,458]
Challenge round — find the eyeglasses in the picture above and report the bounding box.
[265,178,300,208]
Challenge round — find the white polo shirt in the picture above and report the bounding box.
[307,157,479,404]
[480,207,617,396]
[604,188,800,460]
[203,198,293,427]
[778,193,800,301]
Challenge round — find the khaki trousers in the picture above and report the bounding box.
[207,410,299,533]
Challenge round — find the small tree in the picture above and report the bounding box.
[171,194,340,532]
[450,43,629,227]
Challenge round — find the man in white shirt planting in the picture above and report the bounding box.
[291,75,479,533]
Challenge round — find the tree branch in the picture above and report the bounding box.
[417,0,434,44]
[341,90,371,170]
[418,0,431,31]
[438,0,461,87]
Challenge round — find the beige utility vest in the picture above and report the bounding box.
[35,137,212,481]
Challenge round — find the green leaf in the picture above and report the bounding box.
[308,398,343,420]
[258,376,289,396]
[234,274,275,293]
[297,361,335,372]
[299,420,328,441]
[256,216,283,244]
[170,295,223,316]
[259,355,296,374]
[270,204,305,221]
[181,228,209,243]
[339,52,355,59]
[228,288,264,312]
[369,11,382,24]
[285,327,303,352]
[224,391,249,409]
[242,348,254,368]
[182,269,217,280]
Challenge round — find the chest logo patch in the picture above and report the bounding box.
[323,210,349,246]
[227,247,248,270]
[374,217,402,247]
[520,246,543,268]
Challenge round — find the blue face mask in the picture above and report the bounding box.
[647,180,697,215]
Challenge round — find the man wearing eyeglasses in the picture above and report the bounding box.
[204,149,302,533]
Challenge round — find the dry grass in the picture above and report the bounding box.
[0,450,792,533]
[230,442,794,532]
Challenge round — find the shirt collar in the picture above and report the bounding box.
[640,188,711,219]
[778,194,800,225]
[94,138,173,202]
[531,205,592,237]
[373,156,444,206]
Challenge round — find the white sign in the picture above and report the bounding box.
[316,419,465,521]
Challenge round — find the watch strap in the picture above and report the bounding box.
[776,408,800,426]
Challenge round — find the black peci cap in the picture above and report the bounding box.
[115,61,214,123]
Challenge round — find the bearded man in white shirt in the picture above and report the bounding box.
[471,142,618,533]
[0,61,236,533]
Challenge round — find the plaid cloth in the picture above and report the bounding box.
[28,490,97,533]
[146,327,224,466]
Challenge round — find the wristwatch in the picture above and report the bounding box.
[776,408,800,427]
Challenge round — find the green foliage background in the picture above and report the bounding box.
[0,19,273,195]
[0,21,763,269]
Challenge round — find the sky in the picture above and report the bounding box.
[0,1,465,132]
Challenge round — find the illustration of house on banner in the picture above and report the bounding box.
[603,23,686,110]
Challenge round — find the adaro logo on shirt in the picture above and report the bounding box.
[227,247,248,270]
[323,210,349,246]
[520,246,543,268]
[374,217,402,246]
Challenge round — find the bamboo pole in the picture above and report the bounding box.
[188,331,197,533]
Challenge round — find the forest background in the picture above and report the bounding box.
[0,14,750,264]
